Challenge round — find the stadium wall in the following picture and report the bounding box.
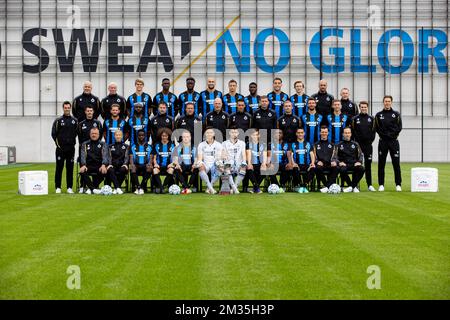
[0,0,449,162]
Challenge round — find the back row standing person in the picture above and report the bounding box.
[72,81,101,122]
[101,82,126,120]
[127,78,152,118]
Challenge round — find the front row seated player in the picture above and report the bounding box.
[221,127,247,194]
[79,127,109,194]
[267,129,291,191]
[333,127,365,193]
[152,128,175,194]
[196,127,223,195]
[130,130,152,195]
[246,129,268,194]
[106,130,129,195]
[313,126,338,193]
[288,128,315,193]
[172,130,198,194]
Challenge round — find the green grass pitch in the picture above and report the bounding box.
[0,163,449,299]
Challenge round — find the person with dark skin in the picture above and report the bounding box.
[153,78,178,118]
[129,130,153,195]
[128,102,150,146]
[244,82,260,114]
[178,77,201,116]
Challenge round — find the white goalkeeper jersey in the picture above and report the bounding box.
[222,139,246,165]
[198,140,223,166]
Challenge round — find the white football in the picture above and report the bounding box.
[101,185,113,196]
[268,184,280,194]
[328,183,341,194]
[169,184,181,195]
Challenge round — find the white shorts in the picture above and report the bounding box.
[199,161,219,179]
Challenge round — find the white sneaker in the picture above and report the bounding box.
[353,187,360,193]
[208,188,217,195]
[396,185,402,192]
[85,189,92,195]
[378,185,385,192]
[139,188,144,195]
[67,188,74,194]
[320,187,329,193]
[78,187,84,194]
[112,189,117,195]
[93,189,102,195]
[343,186,353,193]
[232,187,239,194]
[116,188,123,195]
[55,188,62,194]
[368,185,376,192]
[134,189,140,195]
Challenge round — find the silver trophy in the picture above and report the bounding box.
[219,160,232,195]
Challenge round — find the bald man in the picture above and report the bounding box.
[310,79,334,126]
[200,78,223,120]
[72,81,101,122]
[101,82,126,120]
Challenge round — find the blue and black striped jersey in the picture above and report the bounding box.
[127,92,152,118]
[269,142,289,165]
[291,141,312,165]
[267,91,289,118]
[131,143,152,165]
[302,113,323,147]
[244,95,261,114]
[327,113,348,144]
[290,93,309,117]
[176,144,196,166]
[128,116,149,146]
[246,141,266,165]
[153,91,178,118]
[178,91,201,116]
[200,90,223,119]
[153,142,175,167]
[103,118,127,145]
[223,93,244,114]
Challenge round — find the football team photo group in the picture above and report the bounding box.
[52,77,403,196]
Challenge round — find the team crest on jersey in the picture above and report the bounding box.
[244,116,248,120]
[165,118,170,123]
[392,113,396,118]
[328,144,332,148]
[91,98,95,102]
[222,115,225,119]
[72,120,75,124]
[340,145,344,150]
[97,144,102,148]
[326,97,330,101]
[351,144,355,149]
[268,113,272,117]
[293,119,297,123]
[368,118,372,122]
[117,98,121,102]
